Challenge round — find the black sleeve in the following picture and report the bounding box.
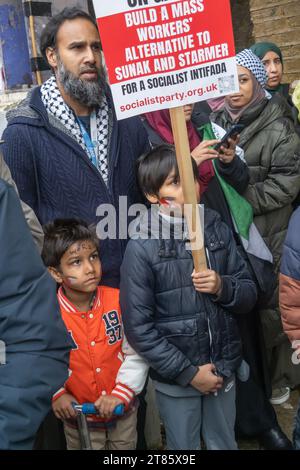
[212,221,258,314]
[192,101,212,128]
[215,156,250,194]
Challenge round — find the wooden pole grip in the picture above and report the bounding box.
[170,106,207,272]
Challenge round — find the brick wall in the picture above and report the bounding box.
[231,0,300,84]
[250,0,300,84]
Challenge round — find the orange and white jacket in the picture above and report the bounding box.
[53,286,148,408]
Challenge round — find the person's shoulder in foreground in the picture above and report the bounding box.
[0,180,72,450]
[280,207,300,344]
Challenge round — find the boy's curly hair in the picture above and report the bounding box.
[42,218,99,268]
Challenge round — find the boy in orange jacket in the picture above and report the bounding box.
[42,219,148,450]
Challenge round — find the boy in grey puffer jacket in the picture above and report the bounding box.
[120,145,257,450]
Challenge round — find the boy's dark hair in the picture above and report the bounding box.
[136,144,199,196]
[42,218,99,269]
[40,7,99,63]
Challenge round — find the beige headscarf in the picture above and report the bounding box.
[225,49,268,122]
[225,73,266,122]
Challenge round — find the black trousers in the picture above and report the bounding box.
[136,375,149,450]
[34,411,66,450]
[235,309,278,437]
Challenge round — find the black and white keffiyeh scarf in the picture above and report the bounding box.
[41,75,109,183]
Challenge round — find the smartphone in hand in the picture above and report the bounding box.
[213,124,244,151]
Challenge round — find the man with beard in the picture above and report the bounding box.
[2,7,150,289]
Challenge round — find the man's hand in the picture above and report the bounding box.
[94,395,124,419]
[190,364,223,394]
[192,269,222,296]
[218,136,239,164]
[52,393,77,421]
[191,140,220,166]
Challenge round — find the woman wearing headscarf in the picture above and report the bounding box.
[141,105,249,228]
[250,42,300,134]
[212,49,300,449]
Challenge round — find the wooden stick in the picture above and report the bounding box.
[170,106,207,272]
[28,3,42,86]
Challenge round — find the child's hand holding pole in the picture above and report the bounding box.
[192,269,222,296]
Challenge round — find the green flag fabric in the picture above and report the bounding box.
[200,122,253,241]
[198,120,274,296]
[198,121,272,264]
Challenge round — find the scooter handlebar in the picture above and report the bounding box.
[73,403,125,416]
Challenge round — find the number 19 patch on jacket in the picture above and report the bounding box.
[55,286,127,406]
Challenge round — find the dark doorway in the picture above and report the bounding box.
[230,0,254,52]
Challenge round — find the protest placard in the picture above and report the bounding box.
[93,0,238,271]
[94,0,238,120]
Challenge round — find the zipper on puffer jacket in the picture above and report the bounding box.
[205,247,219,376]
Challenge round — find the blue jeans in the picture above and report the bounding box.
[294,401,300,450]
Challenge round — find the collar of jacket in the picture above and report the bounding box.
[35,84,116,123]
[224,98,268,128]
[130,205,225,248]
[6,83,116,127]
[6,84,120,194]
[221,94,294,148]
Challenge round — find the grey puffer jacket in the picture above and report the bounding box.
[212,95,300,274]
[120,207,257,386]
